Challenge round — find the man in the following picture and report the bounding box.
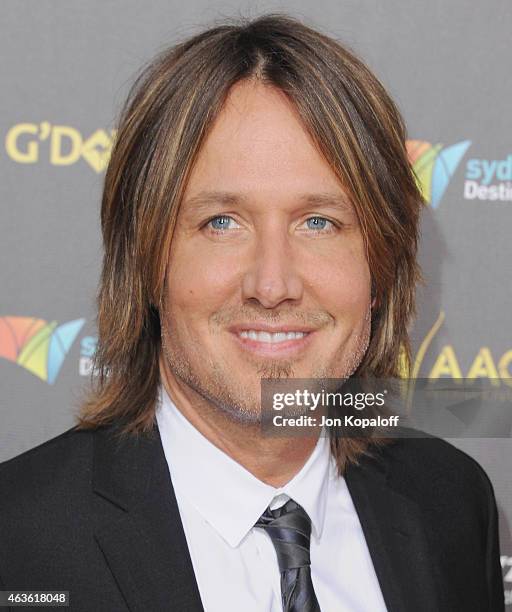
[0,13,504,612]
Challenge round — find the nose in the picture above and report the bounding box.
[241,225,303,308]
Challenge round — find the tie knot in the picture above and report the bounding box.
[255,499,313,571]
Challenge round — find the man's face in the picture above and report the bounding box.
[160,79,373,424]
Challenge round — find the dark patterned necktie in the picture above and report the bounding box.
[255,498,321,612]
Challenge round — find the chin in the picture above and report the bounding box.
[217,403,262,426]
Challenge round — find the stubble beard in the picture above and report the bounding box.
[160,303,372,426]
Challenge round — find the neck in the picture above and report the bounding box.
[159,359,319,487]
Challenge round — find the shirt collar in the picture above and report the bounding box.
[155,385,332,548]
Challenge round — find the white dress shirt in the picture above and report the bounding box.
[155,385,388,612]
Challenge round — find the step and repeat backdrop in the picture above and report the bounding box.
[1,1,511,606]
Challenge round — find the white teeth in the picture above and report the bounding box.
[239,330,307,343]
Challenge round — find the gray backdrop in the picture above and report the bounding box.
[1,1,511,607]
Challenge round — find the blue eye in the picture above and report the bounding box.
[304,217,335,232]
[306,217,328,230]
[208,215,234,230]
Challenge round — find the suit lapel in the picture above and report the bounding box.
[92,419,204,612]
[344,443,441,612]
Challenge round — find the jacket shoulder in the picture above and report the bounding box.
[373,432,497,511]
[0,426,96,510]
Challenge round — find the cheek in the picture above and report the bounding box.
[304,244,371,315]
[323,275,370,324]
[165,239,239,314]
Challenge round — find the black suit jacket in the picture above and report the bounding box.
[0,420,505,612]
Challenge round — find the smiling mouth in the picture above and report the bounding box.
[230,328,315,357]
[238,330,308,343]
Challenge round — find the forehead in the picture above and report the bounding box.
[182,79,347,200]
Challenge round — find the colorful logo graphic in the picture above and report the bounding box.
[407,139,471,208]
[0,316,85,384]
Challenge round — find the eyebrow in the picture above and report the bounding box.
[182,190,354,213]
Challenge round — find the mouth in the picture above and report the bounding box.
[229,328,316,357]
